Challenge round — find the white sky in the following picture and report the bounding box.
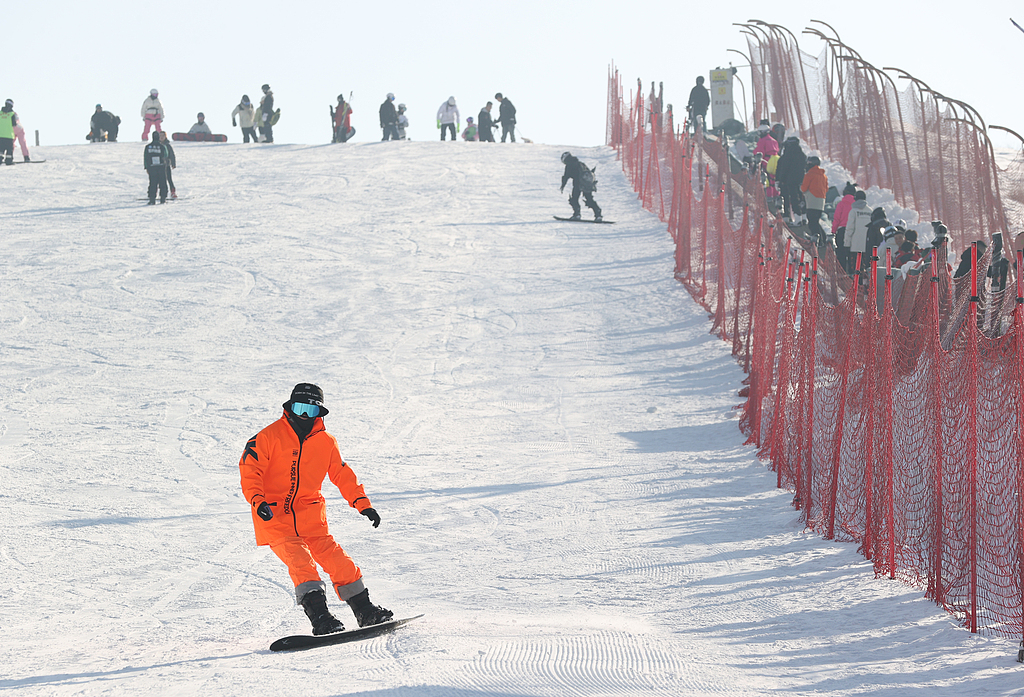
[7,0,1022,149]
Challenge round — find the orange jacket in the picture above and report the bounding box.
[239,412,371,546]
[800,166,828,199]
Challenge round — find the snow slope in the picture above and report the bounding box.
[0,141,1020,696]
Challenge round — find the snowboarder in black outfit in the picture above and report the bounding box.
[143,131,169,204]
[478,102,496,142]
[90,104,120,142]
[560,151,602,222]
[686,76,710,133]
[379,93,399,141]
[494,93,516,142]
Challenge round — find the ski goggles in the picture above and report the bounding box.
[291,402,321,418]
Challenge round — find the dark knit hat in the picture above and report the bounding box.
[287,383,329,415]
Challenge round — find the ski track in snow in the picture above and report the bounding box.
[0,141,1020,696]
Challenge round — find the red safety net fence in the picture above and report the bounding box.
[607,54,1024,641]
[741,20,1008,241]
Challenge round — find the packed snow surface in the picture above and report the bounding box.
[0,141,1020,696]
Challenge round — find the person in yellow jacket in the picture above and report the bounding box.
[0,99,16,166]
[239,383,393,635]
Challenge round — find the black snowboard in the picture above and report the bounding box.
[5,160,46,164]
[269,614,424,652]
[553,216,615,224]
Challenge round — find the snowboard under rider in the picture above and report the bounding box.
[239,383,394,636]
[560,151,602,222]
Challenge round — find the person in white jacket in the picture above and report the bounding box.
[436,96,459,141]
[231,95,258,143]
[141,88,164,141]
[843,191,874,275]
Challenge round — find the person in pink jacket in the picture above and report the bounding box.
[831,182,856,270]
[12,111,30,162]
[752,128,779,160]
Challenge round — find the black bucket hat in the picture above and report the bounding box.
[285,383,329,416]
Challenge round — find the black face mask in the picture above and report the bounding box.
[286,410,317,440]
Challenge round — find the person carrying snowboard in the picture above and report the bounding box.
[333,94,355,143]
[141,88,164,141]
[259,84,275,143]
[232,95,259,144]
[90,104,121,142]
[379,93,399,141]
[143,130,169,204]
[239,383,394,636]
[159,131,177,199]
[560,151,602,222]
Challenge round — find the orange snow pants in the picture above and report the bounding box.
[269,535,363,599]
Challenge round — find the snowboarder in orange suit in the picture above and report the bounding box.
[239,383,393,635]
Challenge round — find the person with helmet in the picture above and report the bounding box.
[436,96,459,141]
[141,88,164,141]
[477,101,496,142]
[232,95,259,144]
[800,155,828,246]
[494,93,516,143]
[379,93,399,141]
[90,104,121,143]
[0,99,15,165]
[461,116,478,141]
[188,112,212,135]
[559,151,602,222]
[685,76,710,133]
[143,130,170,204]
[333,94,355,143]
[259,84,275,143]
[239,383,394,636]
[396,103,408,140]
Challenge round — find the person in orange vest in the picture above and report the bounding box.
[801,155,829,246]
[239,383,393,635]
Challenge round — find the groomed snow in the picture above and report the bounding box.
[0,140,1020,695]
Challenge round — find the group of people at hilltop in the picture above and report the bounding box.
[88,85,278,144]
[375,92,518,142]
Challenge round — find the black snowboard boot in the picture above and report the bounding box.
[346,588,394,628]
[300,589,345,636]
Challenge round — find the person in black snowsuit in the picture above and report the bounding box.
[560,151,602,222]
[686,76,710,133]
[494,93,516,143]
[775,136,806,221]
[143,130,169,204]
[259,84,275,143]
[478,102,496,142]
[90,105,120,142]
[379,93,399,141]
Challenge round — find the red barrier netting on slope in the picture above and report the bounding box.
[607,62,1024,641]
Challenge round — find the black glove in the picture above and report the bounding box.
[560,184,565,193]
[232,119,237,127]
[361,507,381,528]
[256,501,274,521]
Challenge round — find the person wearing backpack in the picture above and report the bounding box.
[560,151,602,222]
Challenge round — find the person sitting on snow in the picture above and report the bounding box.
[188,113,212,135]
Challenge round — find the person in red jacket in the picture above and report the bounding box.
[239,383,393,635]
[800,155,829,246]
